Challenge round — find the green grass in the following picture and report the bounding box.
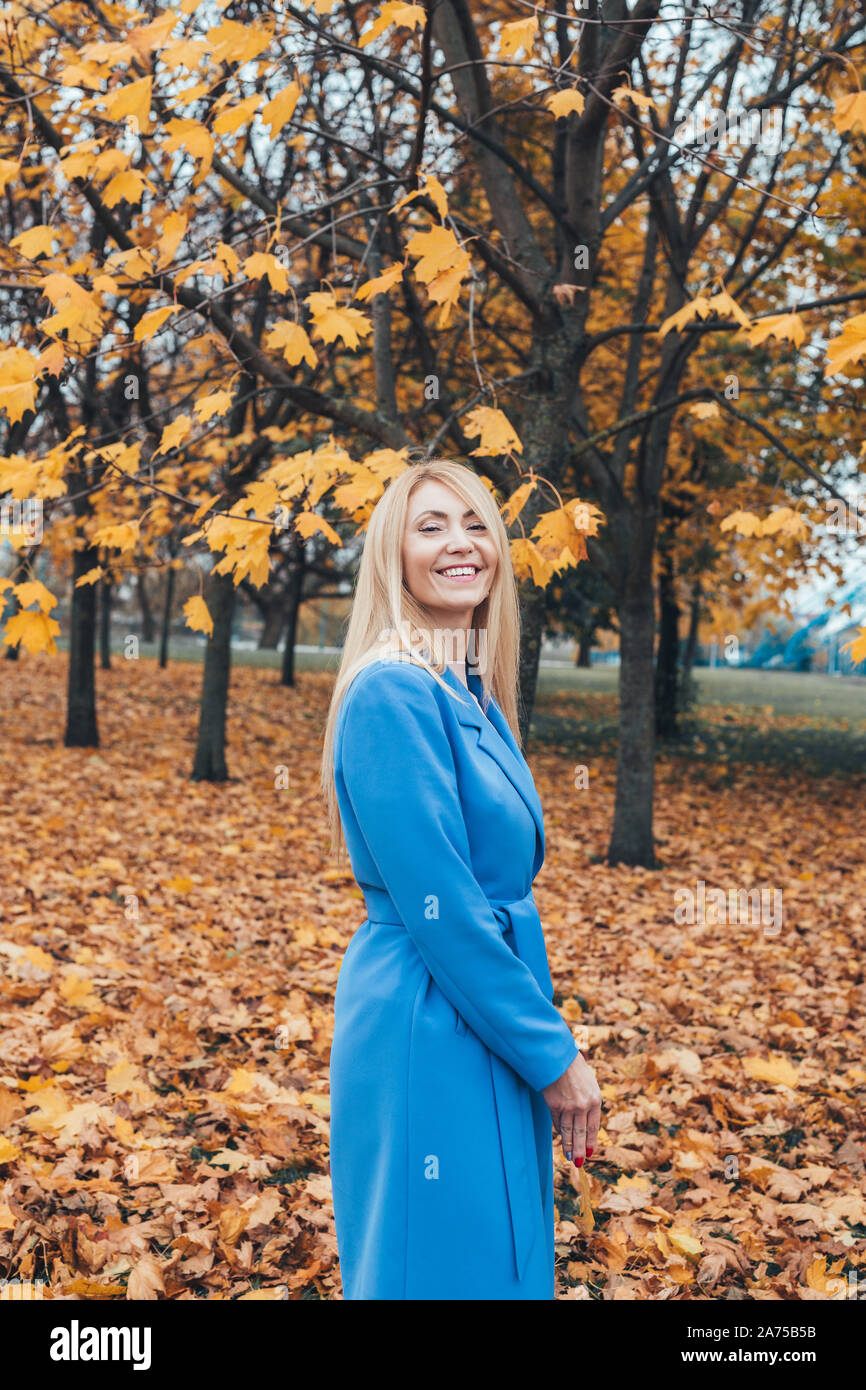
[532,665,866,778]
[537,664,866,721]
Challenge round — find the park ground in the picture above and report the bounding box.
[0,654,863,1299]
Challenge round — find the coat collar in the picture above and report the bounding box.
[441,664,545,872]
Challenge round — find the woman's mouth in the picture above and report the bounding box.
[435,564,482,584]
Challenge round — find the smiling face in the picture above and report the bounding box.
[401,478,498,635]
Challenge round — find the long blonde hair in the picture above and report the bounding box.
[320,458,522,857]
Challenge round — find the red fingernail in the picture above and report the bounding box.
[586,1147,593,1157]
[574,1156,584,1167]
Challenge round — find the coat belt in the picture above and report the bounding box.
[362,884,543,1282]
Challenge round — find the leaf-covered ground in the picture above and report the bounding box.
[0,657,863,1300]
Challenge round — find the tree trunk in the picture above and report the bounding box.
[3,553,28,661]
[608,521,657,867]
[577,630,593,667]
[191,571,236,781]
[683,584,701,681]
[654,549,679,740]
[280,541,306,688]
[99,576,112,670]
[159,565,174,669]
[65,546,100,747]
[258,594,285,650]
[516,582,546,747]
[137,571,155,643]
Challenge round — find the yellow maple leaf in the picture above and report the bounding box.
[568,499,604,536]
[60,972,100,1010]
[153,414,192,456]
[243,252,289,293]
[75,566,104,587]
[359,2,425,48]
[306,292,372,349]
[826,313,866,376]
[92,519,140,552]
[404,223,459,282]
[0,1137,21,1164]
[294,511,342,545]
[12,579,57,612]
[183,595,213,637]
[102,169,151,206]
[0,158,20,193]
[510,537,553,587]
[194,389,233,422]
[354,262,406,301]
[213,94,261,136]
[744,312,805,348]
[742,1054,800,1088]
[134,305,180,343]
[720,509,762,537]
[464,406,522,457]
[499,16,537,57]
[532,507,586,570]
[3,610,60,654]
[658,295,713,338]
[155,210,188,270]
[546,90,585,119]
[760,507,807,538]
[103,76,153,133]
[612,85,657,112]
[833,90,866,135]
[705,288,750,327]
[668,1229,703,1260]
[163,119,214,176]
[0,347,40,423]
[262,81,302,136]
[205,19,272,66]
[266,320,317,368]
[10,224,56,260]
[392,172,449,221]
[690,401,720,420]
[501,479,536,526]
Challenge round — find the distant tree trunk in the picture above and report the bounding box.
[99,576,112,670]
[191,571,236,780]
[3,553,28,661]
[576,630,593,667]
[280,539,306,687]
[159,566,174,669]
[258,594,285,650]
[137,571,155,643]
[608,518,657,867]
[65,545,100,747]
[683,584,701,682]
[654,549,679,740]
[517,583,546,747]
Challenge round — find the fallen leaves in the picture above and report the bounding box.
[0,657,863,1300]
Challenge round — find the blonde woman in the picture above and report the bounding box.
[320,459,601,1300]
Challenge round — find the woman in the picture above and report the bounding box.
[320,458,601,1300]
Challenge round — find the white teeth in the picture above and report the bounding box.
[439,566,478,577]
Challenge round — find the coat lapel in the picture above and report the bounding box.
[442,665,545,870]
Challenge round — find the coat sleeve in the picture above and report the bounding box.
[337,660,580,1093]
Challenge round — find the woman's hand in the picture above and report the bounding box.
[542,1053,602,1167]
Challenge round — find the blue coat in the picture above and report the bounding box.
[329,656,580,1299]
